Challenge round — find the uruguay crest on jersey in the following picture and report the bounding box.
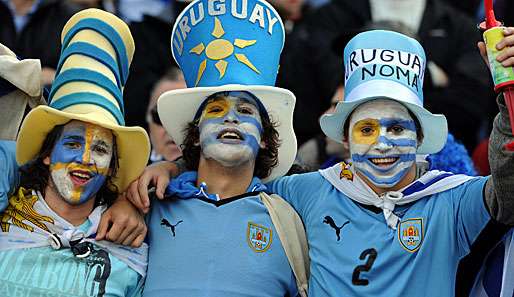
[398,218,424,252]
[247,222,272,252]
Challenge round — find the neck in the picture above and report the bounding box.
[43,182,95,226]
[197,157,255,199]
[11,0,35,15]
[359,164,417,195]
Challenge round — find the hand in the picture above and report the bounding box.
[41,67,56,86]
[478,27,514,69]
[126,161,178,213]
[96,194,147,247]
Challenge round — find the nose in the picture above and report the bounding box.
[223,109,239,124]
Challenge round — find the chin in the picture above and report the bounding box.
[203,144,255,167]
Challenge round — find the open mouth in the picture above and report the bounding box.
[217,129,244,142]
[369,157,399,168]
[69,170,94,186]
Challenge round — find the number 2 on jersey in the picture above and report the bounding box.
[352,248,378,286]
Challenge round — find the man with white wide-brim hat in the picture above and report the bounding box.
[0,9,150,295]
[131,28,514,296]
[132,0,309,296]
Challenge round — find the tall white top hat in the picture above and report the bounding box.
[158,0,297,181]
[320,30,448,154]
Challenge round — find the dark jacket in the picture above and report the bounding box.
[0,0,79,68]
[311,0,495,151]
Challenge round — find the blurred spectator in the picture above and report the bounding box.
[123,0,189,128]
[297,84,349,170]
[472,137,490,176]
[269,0,342,145]
[0,0,79,86]
[312,0,494,152]
[67,0,116,12]
[118,0,174,22]
[442,0,481,19]
[146,67,185,163]
[426,133,478,175]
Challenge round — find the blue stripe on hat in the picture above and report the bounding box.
[56,42,122,88]
[50,92,125,125]
[61,18,129,85]
[49,68,124,114]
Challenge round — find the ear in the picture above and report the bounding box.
[43,156,51,166]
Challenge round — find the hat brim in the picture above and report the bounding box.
[320,97,447,155]
[157,84,296,182]
[16,106,150,192]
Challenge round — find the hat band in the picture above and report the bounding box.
[56,42,122,88]
[49,68,124,114]
[50,92,125,125]
[62,18,129,84]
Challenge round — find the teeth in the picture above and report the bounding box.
[71,172,91,179]
[220,132,241,139]
[370,157,397,164]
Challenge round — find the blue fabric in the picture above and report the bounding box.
[483,241,505,297]
[0,219,143,296]
[50,92,125,125]
[49,68,124,113]
[166,171,267,201]
[267,173,490,296]
[56,42,123,88]
[0,141,19,211]
[61,18,129,84]
[144,193,298,297]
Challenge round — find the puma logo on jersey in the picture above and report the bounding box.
[161,218,183,237]
[323,216,350,241]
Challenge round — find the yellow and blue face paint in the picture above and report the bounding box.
[49,121,113,205]
[349,99,418,188]
[197,92,264,167]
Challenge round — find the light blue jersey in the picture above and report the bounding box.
[144,190,298,297]
[0,140,18,211]
[268,171,490,297]
[0,220,143,297]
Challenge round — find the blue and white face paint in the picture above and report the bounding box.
[349,99,418,188]
[197,94,264,167]
[48,121,114,205]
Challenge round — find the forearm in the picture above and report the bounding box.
[486,94,514,225]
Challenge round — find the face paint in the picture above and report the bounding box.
[348,99,418,188]
[198,95,263,167]
[49,121,114,205]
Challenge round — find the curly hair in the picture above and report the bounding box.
[181,92,281,179]
[19,124,120,207]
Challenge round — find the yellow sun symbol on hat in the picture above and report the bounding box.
[189,17,260,86]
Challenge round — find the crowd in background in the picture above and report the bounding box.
[1,0,513,295]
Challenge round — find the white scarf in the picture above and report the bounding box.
[319,163,475,229]
[0,188,148,276]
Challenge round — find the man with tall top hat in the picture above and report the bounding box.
[0,9,150,296]
[130,23,514,297]
[137,0,308,296]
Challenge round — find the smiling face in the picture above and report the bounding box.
[348,99,418,189]
[197,94,265,167]
[44,121,114,205]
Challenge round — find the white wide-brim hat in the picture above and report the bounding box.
[158,84,296,182]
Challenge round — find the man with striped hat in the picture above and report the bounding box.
[0,8,150,296]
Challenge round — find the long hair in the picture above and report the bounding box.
[181,105,280,179]
[19,124,120,207]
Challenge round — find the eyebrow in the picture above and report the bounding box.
[93,140,111,148]
[62,135,84,141]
